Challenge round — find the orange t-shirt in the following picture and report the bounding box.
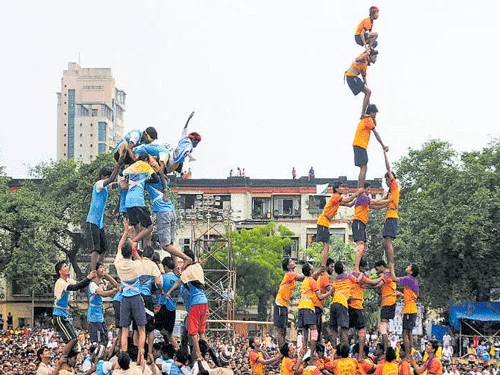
[314,273,331,308]
[355,17,373,35]
[349,272,368,310]
[423,355,443,375]
[332,357,358,375]
[352,194,371,224]
[317,193,342,228]
[346,55,369,77]
[331,273,357,308]
[298,276,319,311]
[398,360,412,375]
[358,358,375,375]
[385,178,400,220]
[303,365,321,375]
[352,117,376,149]
[381,272,397,307]
[249,350,265,375]
[281,357,296,375]
[275,272,298,307]
[373,362,398,375]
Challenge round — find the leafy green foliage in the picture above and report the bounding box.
[394,139,500,307]
[230,223,293,320]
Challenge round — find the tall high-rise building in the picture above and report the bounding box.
[56,62,126,162]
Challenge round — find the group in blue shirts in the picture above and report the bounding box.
[54,112,207,364]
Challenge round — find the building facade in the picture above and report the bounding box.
[169,175,384,261]
[56,62,126,162]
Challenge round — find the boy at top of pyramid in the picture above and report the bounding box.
[355,6,379,51]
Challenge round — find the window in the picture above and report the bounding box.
[12,280,30,296]
[98,122,107,142]
[98,144,106,154]
[67,89,75,159]
[179,194,198,210]
[91,109,98,116]
[283,237,299,259]
[252,197,271,219]
[308,195,328,214]
[272,196,301,218]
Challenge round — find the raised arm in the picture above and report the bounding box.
[383,150,394,180]
[315,288,332,300]
[102,164,119,188]
[103,272,120,289]
[372,128,388,151]
[66,270,97,291]
[184,111,195,129]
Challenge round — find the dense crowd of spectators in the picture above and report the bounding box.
[1,326,500,375]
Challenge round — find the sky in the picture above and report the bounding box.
[1,1,498,181]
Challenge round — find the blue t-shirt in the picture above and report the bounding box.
[125,173,149,208]
[121,278,141,298]
[139,275,155,296]
[114,129,143,152]
[180,284,191,312]
[118,182,128,214]
[145,180,175,213]
[86,181,110,229]
[172,128,193,164]
[87,282,104,323]
[134,144,170,161]
[112,290,123,303]
[188,282,208,307]
[160,272,179,311]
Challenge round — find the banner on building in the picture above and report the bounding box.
[388,302,424,336]
[316,183,329,195]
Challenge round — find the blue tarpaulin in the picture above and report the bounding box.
[450,302,500,330]
[431,323,449,342]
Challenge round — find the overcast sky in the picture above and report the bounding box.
[1,1,498,181]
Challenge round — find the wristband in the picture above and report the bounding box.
[132,248,139,257]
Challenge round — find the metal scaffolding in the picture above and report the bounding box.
[190,206,236,337]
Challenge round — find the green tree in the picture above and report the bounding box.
[394,139,500,307]
[0,154,123,291]
[229,222,293,321]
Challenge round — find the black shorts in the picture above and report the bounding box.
[127,206,153,228]
[298,309,316,328]
[142,295,156,333]
[273,303,288,328]
[348,307,366,330]
[352,220,367,243]
[383,218,399,239]
[316,225,330,244]
[113,300,121,327]
[315,307,323,333]
[354,33,378,48]
[53,316,77,343]
[353,146,368,167]
[380,304,396,320]
[329,303,349,329]
[155,304,176,333]
[402,313,417,331]
[86,222,108,255]
[346,75,365,96]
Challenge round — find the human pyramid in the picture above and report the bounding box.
[48,7,439,375]
[51,111,220,370]
[268,6,439,375]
